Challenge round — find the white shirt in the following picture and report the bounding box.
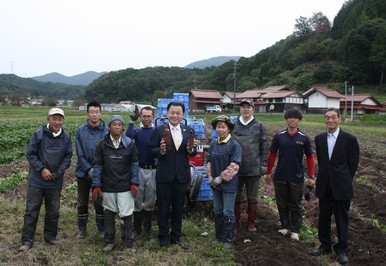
[170,123,182,147]
[239,116,254,125]
[327,127,340,160]
[110,135,121,149]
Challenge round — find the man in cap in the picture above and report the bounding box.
[19,108,73,251]
[232,99,269,232]
[92,115,139,252]
[75,101,108,239]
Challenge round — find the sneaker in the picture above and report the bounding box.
[211,239,222,245]
[291,232,299,241]
[125,247,136,253]
[103,243,115,252]
[223,242,233,249]
[98,230,105,239]
[77,228,86,239]
[247,223,257,232]
[278,229,289,236]
[45,238,61,245]
[18,243,31,252]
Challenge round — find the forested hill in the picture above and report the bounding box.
[85,0,386,103]
[0,74,86,102]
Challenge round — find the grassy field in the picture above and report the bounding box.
[0,105,385,265]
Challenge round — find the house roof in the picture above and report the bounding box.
[261,85,289,93]
[261,91,299,99]
[236,89,263,99]
[190,89,223,99]
[303,87,343,99]
[340,94,382,105]
[224,91,241,98]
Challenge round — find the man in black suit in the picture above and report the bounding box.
[311,108,359,265]
[150,101,197,249]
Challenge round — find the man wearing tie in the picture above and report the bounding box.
[311,108,360,265]
[150,101,197,249]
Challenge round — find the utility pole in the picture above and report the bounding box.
[344,81,348,120]
[350,85,354,121]
[233,61,238,112]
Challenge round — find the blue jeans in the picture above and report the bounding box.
[21,185,62,245]
[212,189,236,221]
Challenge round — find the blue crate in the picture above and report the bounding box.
[173,93,189,103]
[197,177,213,201]
[157,98,173,108]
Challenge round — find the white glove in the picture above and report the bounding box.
[87,168,93,179]
[212,176,222,186]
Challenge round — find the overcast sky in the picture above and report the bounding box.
[1,0,346,77]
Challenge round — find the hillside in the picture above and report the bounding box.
[185,56,241,69]
[0,74,86,102]
[32,71,107,86]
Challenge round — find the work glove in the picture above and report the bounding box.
[210,176,222,187]
[131,184,138,198]
[92,187,102,201]
[51,171,64,181]
[304,185,314,201]
[129,105,140,121]
[87,168,93,180]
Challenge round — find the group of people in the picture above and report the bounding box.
[17,99,359,265]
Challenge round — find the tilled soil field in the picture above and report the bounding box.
[1,123,385,265]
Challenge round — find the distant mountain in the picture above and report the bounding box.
[0,74,86,99]
[32,71,107,86]
[185,56,241,69]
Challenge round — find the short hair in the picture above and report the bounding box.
[167,101,185,113]
[284,109,303,120]
[140,106,154,115]
[87,101,101,112]
[325,107,340,118]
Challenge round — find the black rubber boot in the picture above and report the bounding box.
[214,213,224,242]
[77,213,88,239]
[104,209,116,245]
[143,210,154,240]
[121,215,134,250]
[133,211,142,240]
[95,213,105,239]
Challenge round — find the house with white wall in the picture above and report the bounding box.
[302,87,344,113]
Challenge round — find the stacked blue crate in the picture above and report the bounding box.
[194,167,213,201]
[173,93,189,119]
[157,98,173,118]
[187,118,206,140]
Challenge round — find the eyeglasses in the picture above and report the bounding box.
[140,115,153,119]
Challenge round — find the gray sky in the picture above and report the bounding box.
[0,0,346,77]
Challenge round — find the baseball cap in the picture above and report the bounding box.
[48,108,65,117]
[108,115,124,126]
[240,99,254,107]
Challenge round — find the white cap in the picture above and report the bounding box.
[48,108,65,117]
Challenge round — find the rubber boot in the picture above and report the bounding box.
[95,213,105,239]
[234,203,241,231]
[223,216,235,249]
[247,204,257,232]
[104,209,116,245]
[143,210,153,240]
[213,213,224,244]
[77,213,88,239]
[133,211,142,240]
[121,215,135,250]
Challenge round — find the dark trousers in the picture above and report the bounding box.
[21,185,62,245]
[77,177,104,216]
[235,175,260,205]
[318,195,351,252]
[156,179,187,244]
[274,180,304,233]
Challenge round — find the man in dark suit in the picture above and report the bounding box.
[311,108,359,265]
[150,101,197,249]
